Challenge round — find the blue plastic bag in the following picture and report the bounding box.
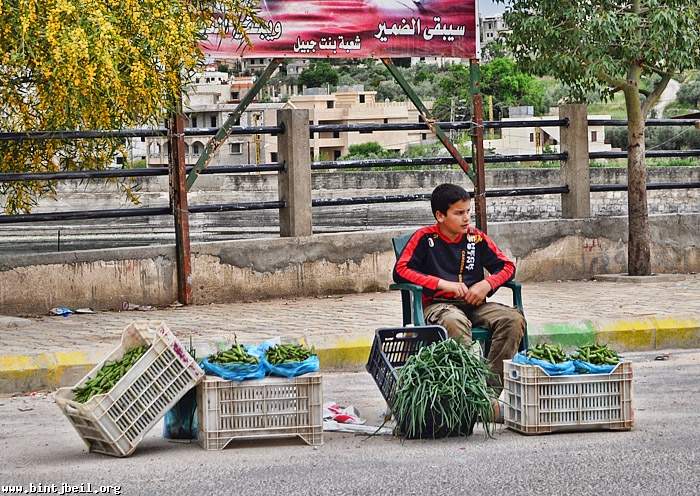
[163,387,198,440]
[513,352,576,376]
[200,345,266,381]
[263,354,320,378]
[573,360,619,374]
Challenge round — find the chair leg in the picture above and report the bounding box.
[400,291,412,326]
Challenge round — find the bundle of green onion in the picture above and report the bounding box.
[392,339,496,439]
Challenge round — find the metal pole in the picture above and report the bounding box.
[169,96,192,305]
[186,58,282,190]
[381,58,475,183]
[470,59,488,232]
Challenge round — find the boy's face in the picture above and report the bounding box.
[436,199,471,238]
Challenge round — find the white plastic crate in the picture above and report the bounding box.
[503,360,634,435]
[55,321,204,456]
[198,374,323,450]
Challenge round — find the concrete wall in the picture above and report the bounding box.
[1,213,697,315]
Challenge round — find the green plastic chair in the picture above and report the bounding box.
[389,232,528,355]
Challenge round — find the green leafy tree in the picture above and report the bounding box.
[432,59,546,121]
[341,142,398,160]
[0,0,260,214]
[299,62,339,89]
[500,0,700,275]
[677,74,700,109]
[481,58,547,115]
[376,80,405,102]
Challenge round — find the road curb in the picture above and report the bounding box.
[2,315,698,395]
[528,315,700,351]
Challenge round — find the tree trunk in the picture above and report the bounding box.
[624,86,652,276]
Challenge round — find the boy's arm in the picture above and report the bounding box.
[393,231,441,291]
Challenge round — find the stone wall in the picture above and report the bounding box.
[1,213,698,315]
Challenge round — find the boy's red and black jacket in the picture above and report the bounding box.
[393,224,515,306]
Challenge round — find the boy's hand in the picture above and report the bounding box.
[437,280,469,298]
[464,280,492,306]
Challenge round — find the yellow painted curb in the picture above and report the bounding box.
[654,316,700,349]
[0,351,99,395]
[595,319,657,351]
[594,315,700,351]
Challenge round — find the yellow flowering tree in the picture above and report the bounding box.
[0,0,260,213]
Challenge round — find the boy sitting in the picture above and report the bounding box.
[393,183,525,394]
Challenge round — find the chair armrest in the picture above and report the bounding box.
[389,283,425,326]
[389,283,424,293]
[502,280,524,313]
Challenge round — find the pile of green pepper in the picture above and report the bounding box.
[571,343,620,365]
[266,344,314,365]
[209,344,258,365]
[73,345,149,403]
[526,343,568,364]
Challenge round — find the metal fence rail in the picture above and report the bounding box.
[0,116,697,222]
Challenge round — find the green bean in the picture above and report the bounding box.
[393,339,496,440]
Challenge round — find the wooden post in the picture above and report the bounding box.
[168,98,192,305]
[277,109,312,237]
[559,104,591,219]
[470,59,488,233]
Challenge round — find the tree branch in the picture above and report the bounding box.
[642,72,673,116]
[597,70,631,92]
[643,64,672,78]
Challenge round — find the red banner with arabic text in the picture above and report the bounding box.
[203,0,476,59]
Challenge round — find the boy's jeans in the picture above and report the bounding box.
[424,301,526,395]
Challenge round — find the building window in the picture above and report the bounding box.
[326,100,334,109]
[192,142,203,155]
[529,133,535,143]
[359,95,365,103]
[271,152,278,162]
[229,143,242,155]
[421,133,427,140]
[191,116,198,128]
[210,116,217,128]
[232,91,240,100]
[333,131,340,139]
[334,150,342,160]
[591,131,598,142]
[184,143,190,155]
[384,118,389,124]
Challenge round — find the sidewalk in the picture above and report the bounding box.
[1,275,699,393]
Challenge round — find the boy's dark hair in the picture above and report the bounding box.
[431,183,471,218]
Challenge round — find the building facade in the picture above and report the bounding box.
[146,73,434,167]
[484,107,616,156]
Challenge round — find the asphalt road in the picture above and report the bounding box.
[1,349,698,496]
